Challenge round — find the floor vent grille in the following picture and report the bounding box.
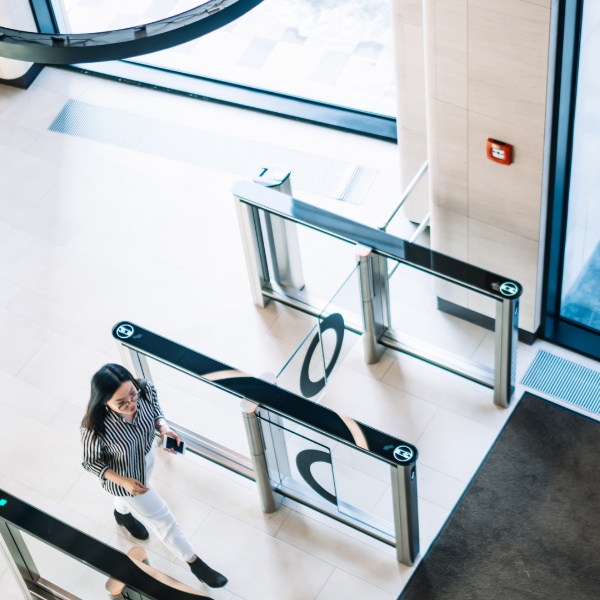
[521,350,600,415]
[49,99,376,204]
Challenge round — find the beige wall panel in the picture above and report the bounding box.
[431,205,469,261]
[430,99,468,215]
[431,206,469,306]
[467,1,551,136]
[522,0,551,9]
[393,0,429,223]
[467,111,544,241]
[434,0,468,108]
[422,0,437,100]
[467,218,538,331]
[397,127,429,222]
[395,23,428,129]
[394,0,425,26]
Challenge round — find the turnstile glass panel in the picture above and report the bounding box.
[330,445,394,536]
[262,216,360,308]
[18,531,125,599]
[259,412,337,510]
[276,323,327,399]
[144,357,250,459]
[259,409,395,538]
[317,263,362,373]
[275,264,362,399]
[387,258,497,371]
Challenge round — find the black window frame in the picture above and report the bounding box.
[28,0,397,141]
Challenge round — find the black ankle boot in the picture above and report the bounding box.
[114,510,149,540]
[189,557,228,588]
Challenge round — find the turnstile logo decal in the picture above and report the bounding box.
[499,282,519,297]
[299,313,345,398]
[116,324,135,339]
[393,445,414,463]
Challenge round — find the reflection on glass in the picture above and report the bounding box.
[57,0,214,32]
[19,531,110,598]
[559,0,600,333]
[276,323,327,400]
[259,410,394,537]
[330,444,394,534]
[388,259,497,370]
[317,263,361,381]
[145,357,250,459]
[260,412,337,508]
[54,0,395,115]
[275,264,361,399]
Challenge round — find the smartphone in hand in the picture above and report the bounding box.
[165,436,186,454]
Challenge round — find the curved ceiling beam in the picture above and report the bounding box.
[0,0,263,64]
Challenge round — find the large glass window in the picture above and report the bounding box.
[53,0,396,116]
[545,0,600,359]
[559,1,600,332]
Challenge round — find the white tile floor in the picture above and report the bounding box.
[0,67,599,600]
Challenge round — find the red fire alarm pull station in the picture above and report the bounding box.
[486,138,512,165]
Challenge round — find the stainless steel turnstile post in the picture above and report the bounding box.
[356,245,389,364]
[254,167,305,291]
[234,167,305,308]
[0,521,35,600]
[241,400,278,514]
[494,296,519,408]
[390,461,420,566]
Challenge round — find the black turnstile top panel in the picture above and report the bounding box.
[113,321,418,467]
[232,180,523,301]
[0,490,210,599]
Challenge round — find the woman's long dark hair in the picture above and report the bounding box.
[81,363,145,437]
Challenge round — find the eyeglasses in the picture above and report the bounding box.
[114,389,141,410]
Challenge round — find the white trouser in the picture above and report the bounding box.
[114,451,196,562]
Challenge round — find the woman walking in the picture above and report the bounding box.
[81,363,227,588]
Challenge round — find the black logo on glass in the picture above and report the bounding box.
[299,313,345,398]
[393,445,414,463]
[295,450,336,505]
[116,324,135,339]
[499,282,519,297]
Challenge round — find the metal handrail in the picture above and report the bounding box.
[409,212,431,243]
[380,160,429,231]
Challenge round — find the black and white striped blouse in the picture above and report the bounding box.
[81,380,165,497]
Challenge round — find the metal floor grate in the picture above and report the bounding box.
[521,350,600,415]
[49,100,377,204]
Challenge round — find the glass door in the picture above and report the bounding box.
[544,0,600,360]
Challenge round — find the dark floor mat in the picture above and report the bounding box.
[399,393,600,600]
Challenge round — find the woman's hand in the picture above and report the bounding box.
[121,477,149,496]
[158,423,182,454]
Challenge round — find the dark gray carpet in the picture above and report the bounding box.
[399,393,600,600]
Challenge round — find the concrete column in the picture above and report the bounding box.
[421,0,557,335]
[391,0,429,224]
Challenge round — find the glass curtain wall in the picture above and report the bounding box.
[559,1,600,331]
[546,0,600,359]
[51,0,396,116]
